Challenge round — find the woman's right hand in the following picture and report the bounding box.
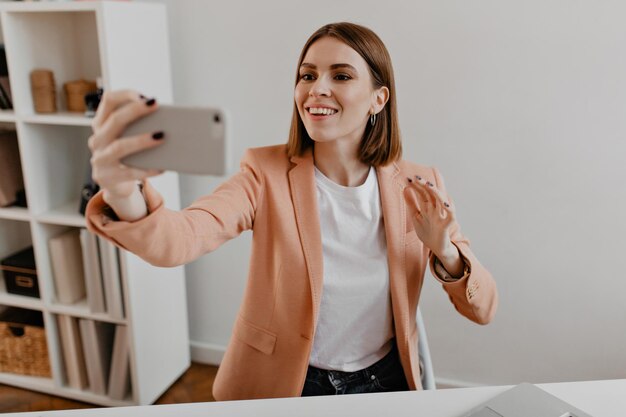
[88,90,165,203]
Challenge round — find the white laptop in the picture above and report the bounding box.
[464,383,593,417]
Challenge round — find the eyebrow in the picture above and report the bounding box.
[299,63,358,72]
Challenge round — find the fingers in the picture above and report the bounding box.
[405,174,455,220]
[403,183,425,216]
[94,163,163,189]
[90,132,165,186]
[91,89,145,131]
[101,132,165,163]
[89,97,159,152]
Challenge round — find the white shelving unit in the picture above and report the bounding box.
[0,1,190,406]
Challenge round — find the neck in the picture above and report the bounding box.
[313,140,370,187]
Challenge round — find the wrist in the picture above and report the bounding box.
[434,241,465,279]
[103,183,148,222]
[435,241,459,264]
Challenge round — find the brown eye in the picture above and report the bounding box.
[300,73,315,81]
[335,74,351,81]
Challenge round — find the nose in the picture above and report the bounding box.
[309,77,331,97]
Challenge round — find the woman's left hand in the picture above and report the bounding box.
[402,175,458,260]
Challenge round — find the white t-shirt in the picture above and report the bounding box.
[309,166,394,372]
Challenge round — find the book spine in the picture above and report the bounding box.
[107,325,131,400]
[80,229,106,313]
[97,237,125,320]
[57,315,89,390]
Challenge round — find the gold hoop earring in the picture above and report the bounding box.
[370,113,377,126]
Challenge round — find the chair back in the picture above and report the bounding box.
[416,306,436,390]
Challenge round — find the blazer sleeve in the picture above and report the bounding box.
[428,167,498,325]
[85,149,264,268]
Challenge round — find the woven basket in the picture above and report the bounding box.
[0,312,52,378]
[64,79,97,112]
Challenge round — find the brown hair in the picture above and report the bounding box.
[286,22,402,166]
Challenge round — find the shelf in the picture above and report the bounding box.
[0,205,30,222]
[0,371,133,407]
[0,372,55,392]
[0,110,16,123]
[49,299,126,326]
[0,279,43,310]
[37,200,86,227]
[21,112,93,127]
[0,1,188,406]
[1,1,103,13]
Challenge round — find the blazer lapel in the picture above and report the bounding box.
[377,163,411,346]
[288,150,324,332]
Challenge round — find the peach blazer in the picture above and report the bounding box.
[86,144,498,401]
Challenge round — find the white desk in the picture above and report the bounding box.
[6,379,625,417]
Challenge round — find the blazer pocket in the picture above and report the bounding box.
[234,316,277,355]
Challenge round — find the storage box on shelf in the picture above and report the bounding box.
[0,306,51,378]
[0,1,189,406]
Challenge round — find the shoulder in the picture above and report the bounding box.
[240,144,290,175]
[246,144,288,160]
[395,159,436,179]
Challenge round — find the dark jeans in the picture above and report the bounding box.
[301,341,409,396]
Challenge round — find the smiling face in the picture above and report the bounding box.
[294,36,388,146]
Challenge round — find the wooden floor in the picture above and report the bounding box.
[0,363,218,414]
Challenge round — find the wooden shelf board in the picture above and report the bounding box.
[0,280,44,311]
[0,2,100,13]
[37,200,86,228]
[0,373,55,392]
[0,206,31,222]
[0,110,16,123]
[48,299,127,325]
[0,373,134,408]
[21,112,93,127]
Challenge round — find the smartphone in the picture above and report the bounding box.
[121,105,228,176]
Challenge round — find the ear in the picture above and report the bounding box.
[370,86,390,115]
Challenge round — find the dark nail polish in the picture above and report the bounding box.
[146,98,156,106]
[444,202,450,208]
[427,181,433,187]
[139,94,146,99]
[415,175,422,181]
[407,177,412,182]
[152,131,164,140]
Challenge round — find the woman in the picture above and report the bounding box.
[86,22,498,400]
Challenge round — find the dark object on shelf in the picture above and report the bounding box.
[0,307,52,378]
[64,79,97,112]
[1,246,40,299]
[14,188,27,208]
[84,76,103,117]
[79,161,99,215]
[0,129,25,207]
[30,68,57,113]
[0,44,12,110]
[79,181,100,215]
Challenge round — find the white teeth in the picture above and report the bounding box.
[308,107,337,115]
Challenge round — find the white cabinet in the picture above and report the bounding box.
[0,1,189,406]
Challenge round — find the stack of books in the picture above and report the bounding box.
[49,228,131,399]
[57,316,131,399]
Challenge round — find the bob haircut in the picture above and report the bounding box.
[287,22,402,166]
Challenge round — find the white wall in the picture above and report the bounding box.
[143,0,626,387]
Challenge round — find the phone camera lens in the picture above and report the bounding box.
[214,114,221,123]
